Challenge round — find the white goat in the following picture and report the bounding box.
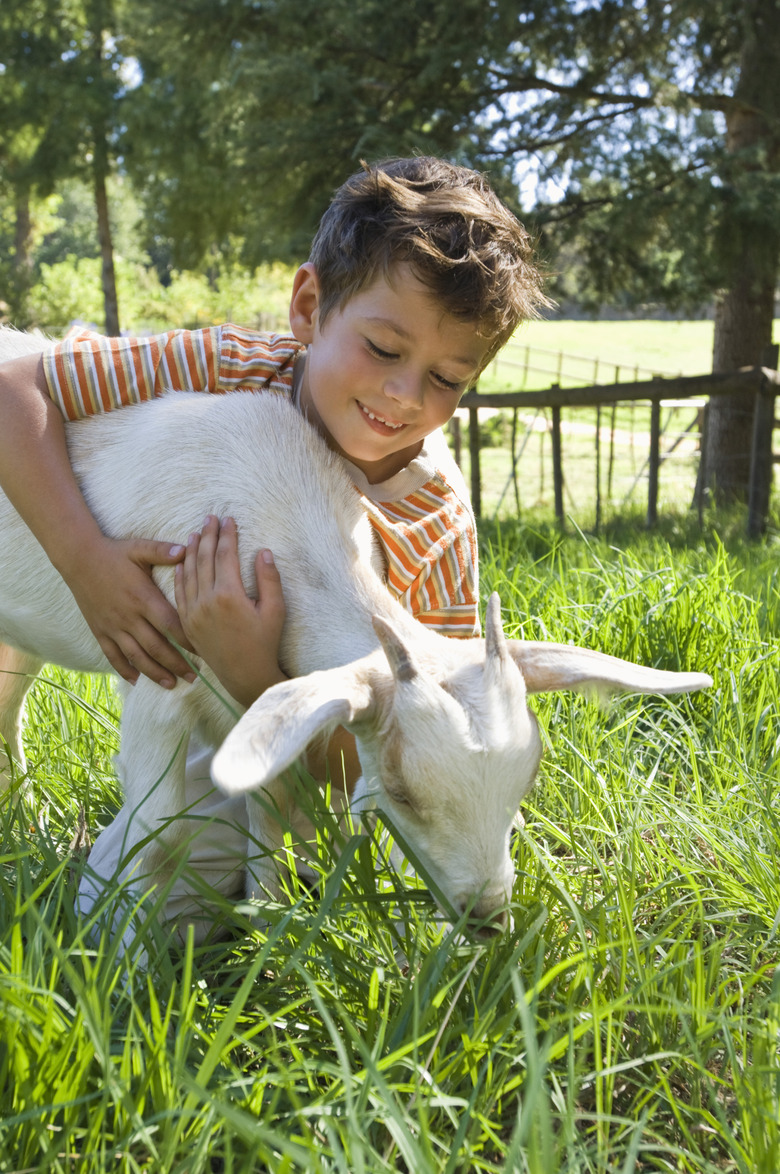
[0,327,712,938]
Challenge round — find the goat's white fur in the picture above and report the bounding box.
[0,327,712,937]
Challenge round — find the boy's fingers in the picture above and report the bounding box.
[131,538,188,567]
[116,621,195,686]
[195,516,220,586]
[98,635,140,686]
[97,631,182,691]
[176,532,201,606]
[173,562,186,613]
[255,549,286,619]
[157,605,196,655]
[214,517,245,588]
[130,569,194,653]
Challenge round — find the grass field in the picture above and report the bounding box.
[482,319,720,393]
[2,515,778,1172]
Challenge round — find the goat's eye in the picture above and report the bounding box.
[388,788,412,808]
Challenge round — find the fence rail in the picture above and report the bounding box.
[457,361,779,535]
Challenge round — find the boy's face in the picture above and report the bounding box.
[290,263,490,483]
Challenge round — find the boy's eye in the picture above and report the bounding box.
[366,339,398,361]
[366,338,466,392]
[432,372,464,392]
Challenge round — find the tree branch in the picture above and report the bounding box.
[484,67,757,120]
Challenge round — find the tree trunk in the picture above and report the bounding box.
[10,187,34,329]
[94,154,120,336]
[704,0,780,504]
[707,258,776,502]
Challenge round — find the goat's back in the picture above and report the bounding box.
[0,327,385,672]
[74,390,385,668]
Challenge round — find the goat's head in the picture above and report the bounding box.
[211,593,712,938]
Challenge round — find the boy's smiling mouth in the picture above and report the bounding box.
[357,401,406,432]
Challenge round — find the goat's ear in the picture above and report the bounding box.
[212,665,375,796]
[506,641,713,697]
[372,614,419,682]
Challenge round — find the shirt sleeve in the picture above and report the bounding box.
[43,327,220,420]
[362,481,481,639]
[43,325,301,420]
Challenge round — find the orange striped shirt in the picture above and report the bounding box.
[44,326,479,637]
[44,325,301,417]
[361,487,478,636]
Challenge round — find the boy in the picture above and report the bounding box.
[0,156,547,925]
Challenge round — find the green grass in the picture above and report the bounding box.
[481,319,722,394]
[2,517,780,1172]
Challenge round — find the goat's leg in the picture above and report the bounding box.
[0,644,43,796]
[88,682,252,948]
[78,682,195,955]
[243,774,296,904]
[110,682,193,896]
[242,766,352,903]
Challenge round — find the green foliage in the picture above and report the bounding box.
[34,178,151,271]
[478,412,513,449]
[119,0,508,265]
[4,0,779,324]
[4,2,778,336]
[25,255,295,334]
[2,523,779,1171]
[112,0,780,322]
[27,256,110,333]
[519,2,780,323]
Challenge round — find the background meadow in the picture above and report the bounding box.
[2,515,779,1173]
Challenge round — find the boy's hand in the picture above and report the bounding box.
[67,535,195,689]
[174,516,287,708]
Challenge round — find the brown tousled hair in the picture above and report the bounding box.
[308,156,549,370]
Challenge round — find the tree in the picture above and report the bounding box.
[0,2,70,324]
[121,0,503,266]
[467,0,780,503]
[122,0,780,503]
[0,0,129,333]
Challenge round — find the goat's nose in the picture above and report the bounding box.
[455,896,510,940]
[468,907,509,940]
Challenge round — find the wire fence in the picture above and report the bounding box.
[453,354,779,534]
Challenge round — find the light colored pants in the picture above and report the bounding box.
[78,740,251,943]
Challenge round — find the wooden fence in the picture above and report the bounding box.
[456,356,780,536]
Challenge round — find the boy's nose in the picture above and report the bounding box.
[384,371,424,407]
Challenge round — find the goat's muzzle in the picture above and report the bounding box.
[454,894,510,940]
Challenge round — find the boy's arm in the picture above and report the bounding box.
[0,352,194,687]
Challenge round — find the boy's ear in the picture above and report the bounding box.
[289,263,321,344]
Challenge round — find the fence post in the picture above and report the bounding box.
[449,415,462,467]
[647,398,661,528]
[469,406,481,518]
[747,343,779,538]
[694,403,709,525]
[551,403,564,524]
[594,403,601,533]
[607,403,617,499]
[510,408,521,515]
